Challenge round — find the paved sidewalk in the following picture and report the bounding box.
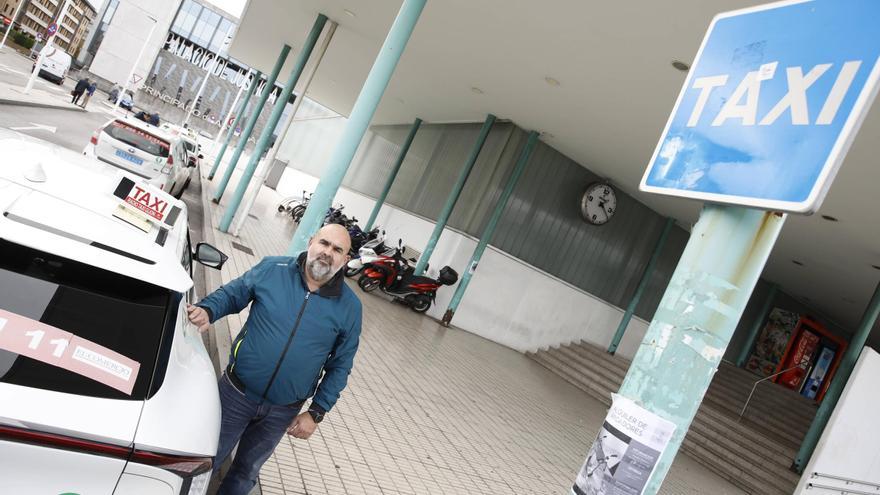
[0,80,85,112]
[196,157,748,495]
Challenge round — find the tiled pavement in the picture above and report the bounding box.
[196,160,748,495]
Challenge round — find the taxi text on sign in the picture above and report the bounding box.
[640,0,880,214]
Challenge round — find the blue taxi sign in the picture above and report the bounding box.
[640,0,880,213]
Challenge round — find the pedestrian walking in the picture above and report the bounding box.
[79,82,97,109]
[187,224,363,495]
[71,77,89,105]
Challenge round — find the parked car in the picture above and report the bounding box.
[83,117,194,199]
[0,127,227,494]
[29,44,71,85]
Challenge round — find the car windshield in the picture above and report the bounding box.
[0,240,175,400]
[104,121,169,157]
[182,140,196,153]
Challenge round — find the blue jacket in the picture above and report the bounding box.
[196,254,362,412]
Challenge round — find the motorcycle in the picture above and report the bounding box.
[344,231,394,277]
[356,241,458,313]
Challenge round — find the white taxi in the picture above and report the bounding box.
[84,118,194,199]
[0,128,226,494]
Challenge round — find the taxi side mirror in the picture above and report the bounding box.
[194,242,228,270]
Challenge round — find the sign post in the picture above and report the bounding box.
[572,1,880,494]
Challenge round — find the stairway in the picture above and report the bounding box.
[529,341,818,495]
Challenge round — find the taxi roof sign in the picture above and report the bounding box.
[112,176,181,231]
[640,0,880,214]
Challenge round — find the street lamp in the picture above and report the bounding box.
[112,13,158,115]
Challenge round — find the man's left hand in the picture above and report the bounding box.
[287,412,317,439]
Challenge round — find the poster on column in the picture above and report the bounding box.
[571,394,676,495]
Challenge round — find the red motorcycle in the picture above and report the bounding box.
[357,245,458,313]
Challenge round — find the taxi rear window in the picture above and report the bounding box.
[0,240,175,400]
[104,121,170,158]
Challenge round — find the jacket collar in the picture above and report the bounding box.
[297,252,344,298]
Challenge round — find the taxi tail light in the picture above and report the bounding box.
[0,424,212,494]
[129,449,213,494]
[90,133,98,145]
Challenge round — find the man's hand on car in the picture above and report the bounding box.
[186,304,210,333]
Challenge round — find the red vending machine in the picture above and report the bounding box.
[773,316,846,403]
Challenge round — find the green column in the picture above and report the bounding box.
[364,117,422,231]
[601,205,785,494]
[208,70,261,180]
[608,217,675,354]
[219,14,327,233]
[413,114,496,276]
[735,283,778,367]
[285,0,427,256]
[792,279,880,473]
[441,130,538,326]
[212,44,291,203]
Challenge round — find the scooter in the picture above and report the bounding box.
[357,242,458,313]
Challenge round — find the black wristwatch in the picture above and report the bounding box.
[307,408,324,424]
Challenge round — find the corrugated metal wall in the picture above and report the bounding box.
[335,121,689,321]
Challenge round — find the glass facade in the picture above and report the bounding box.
[171,0,201,38]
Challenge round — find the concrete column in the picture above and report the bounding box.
[212,44,291,202]
[285,0,428,255]
[219,14,328,232]
[208,69,261,179]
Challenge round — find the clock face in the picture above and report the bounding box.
[581,183,617,225]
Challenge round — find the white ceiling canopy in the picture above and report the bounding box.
[231,0,880,343]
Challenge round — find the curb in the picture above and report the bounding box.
[0,98,86,113]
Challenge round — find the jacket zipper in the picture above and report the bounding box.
[260,292,310,401]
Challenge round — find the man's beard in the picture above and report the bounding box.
[306,254,336,282]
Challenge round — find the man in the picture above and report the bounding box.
[187,224,362,495]
[108,82,121,102]
[71,77,89,105]
[79,81,97,109]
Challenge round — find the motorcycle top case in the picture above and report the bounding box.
[439,266,459,285]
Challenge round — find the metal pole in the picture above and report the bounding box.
[441,130,539,326]
[412,114,495,276]
[792,279,880,473]
[110,17,157,113]
[208,69,259,179]
[735,283,778,367]
[364,117,422,232]
[605,205,785,494]
[210,70,247,154]
[608,217,676,354]
[219,15,327,232]
[23,0,72,94]
[0,0,27,52]
[286,0,427,256]
[212,44,290,202]
[183,24,234,127]
[230,20,337,237]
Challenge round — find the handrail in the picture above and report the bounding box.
[807,482,880,495]
[811,471,880,489]
[738,364,805,419]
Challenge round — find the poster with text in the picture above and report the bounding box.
[572,394,676,495]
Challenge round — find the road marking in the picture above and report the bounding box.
[0,64,25,75]
[11,123,57,133]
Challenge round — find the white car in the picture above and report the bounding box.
[0,128,226,494]
[161,123,203,191]
[84,118,194,199]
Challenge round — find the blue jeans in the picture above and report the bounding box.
[214,373,303,495]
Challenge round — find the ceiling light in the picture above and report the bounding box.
[821,215,839,222]
[671,60,690,72]
[544,76,560,87]
[792,260,804,266]
[470,86,484,94]
[343,9,356,17]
